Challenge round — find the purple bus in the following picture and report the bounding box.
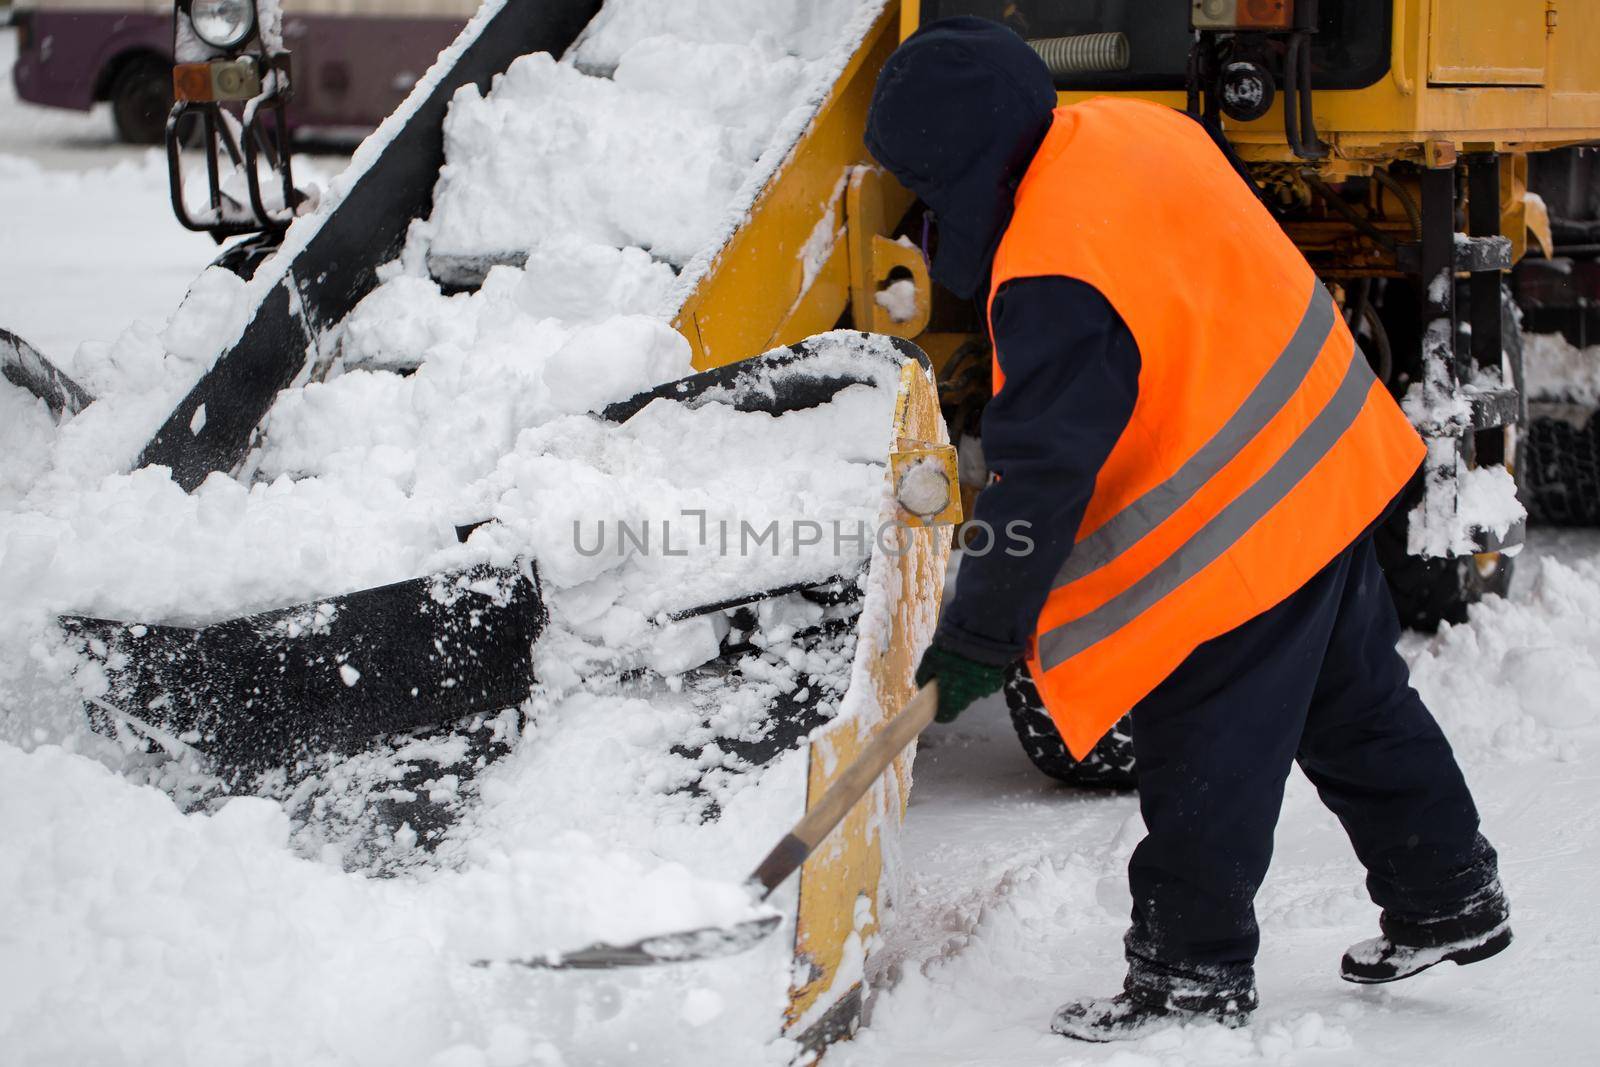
[10,0,476,143]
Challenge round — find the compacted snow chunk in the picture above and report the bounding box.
[424,0,875,286]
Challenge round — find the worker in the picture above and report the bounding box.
[867,17,1511,1043]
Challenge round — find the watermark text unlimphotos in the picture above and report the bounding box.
[572,510,1034,559]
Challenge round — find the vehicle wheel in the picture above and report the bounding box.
[1373,511,1515,631]
[1521,409,1600,525]
[110,56,172,145]
[1003,661,1137,790]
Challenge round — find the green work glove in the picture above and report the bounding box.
[915,643,1008,724]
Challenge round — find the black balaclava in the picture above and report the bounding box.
[864,16,1058,299]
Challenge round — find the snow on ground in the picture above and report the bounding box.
[837,529,1600,1066]
[0,27,217,360]
[1525,330,1600,405]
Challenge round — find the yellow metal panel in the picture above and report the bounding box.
[847,167,931,338]
[1420,86,1548,135]
[768,236,855,353]
[671,3,904,370]
[900,0,922,39]
[1428,0,1547,86]
[786,359,951,1039]
[923,0,1600,161]
[1549,0,1600,128]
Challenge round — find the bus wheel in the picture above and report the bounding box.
[1003,661,1137,790]
[110,56,172,145]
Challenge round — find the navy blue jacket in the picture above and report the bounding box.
[866,18,1140,665]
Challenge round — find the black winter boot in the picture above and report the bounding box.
[1341,882,1512,984]
[1051,988,1256,1043]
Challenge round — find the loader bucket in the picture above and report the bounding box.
[571,331,957,1049]
[132,0,919,494]
[61,331,951,1054]
[49,0,947,1050]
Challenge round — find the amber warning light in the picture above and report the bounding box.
[1193,0,1295,31]
[173,63,214,103]
[172,59,263,103]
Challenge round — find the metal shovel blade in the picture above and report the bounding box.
[474,684,938,973]
[482,913,783,971]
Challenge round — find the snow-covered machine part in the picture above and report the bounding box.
[141,0,603,489]
[64,561,545,775]
[1519,331,1600,525]
[138,0,922,491]
[38,327,953,1053]
[5,0,956,1055]
[1397,166,1527,565]
[167,0,309,237]
[0,326,95,420]
[416,0,927,369]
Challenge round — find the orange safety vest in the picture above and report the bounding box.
[989,98,1425,759]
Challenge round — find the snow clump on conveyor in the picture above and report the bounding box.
[426,0,873,273]
[0,1,899,1062]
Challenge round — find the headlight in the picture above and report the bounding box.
[190,0,257,50]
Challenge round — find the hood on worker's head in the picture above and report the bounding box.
[864,16,1056,300]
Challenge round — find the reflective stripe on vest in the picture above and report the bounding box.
[1038,318,1374,670]
[987,99,1426,759]
[1049,284,1337,592]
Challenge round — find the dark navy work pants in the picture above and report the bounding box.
[1123,536,1501,1001]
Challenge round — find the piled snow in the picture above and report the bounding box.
[1455,462,1526,537]
[0,385,57,498]
[875,278,919,324]
[1523,330,1600,405]
[2,324,898,1064]
[1405,535,1600,751]
[426,0,877,276]
[1408,444,1527,559]
[1,317,901,1060]
[430,50,798,266]
[0,0,892,628]
[0,725,800,1067]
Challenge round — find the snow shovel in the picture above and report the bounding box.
[484,682,938,971]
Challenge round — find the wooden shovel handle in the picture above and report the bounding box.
[749,683,938,897]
